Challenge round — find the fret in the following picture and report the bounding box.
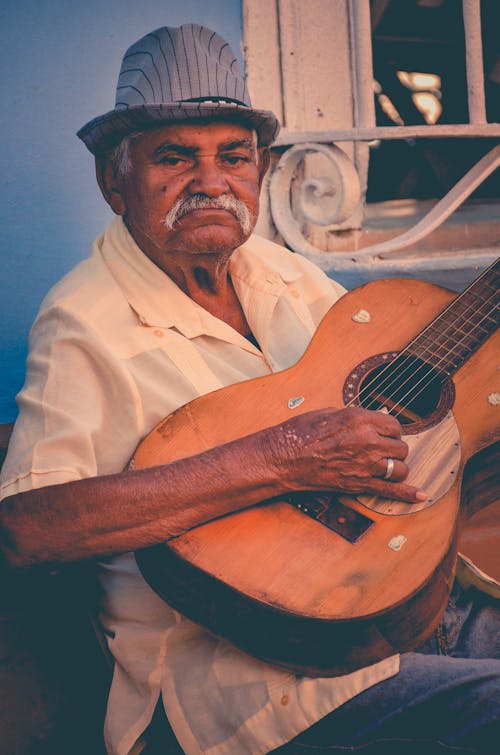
[406,259,499,377]
[411,322,491,355]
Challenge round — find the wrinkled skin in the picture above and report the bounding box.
[264,407,421,502]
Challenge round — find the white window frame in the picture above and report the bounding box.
[243,0,500,279]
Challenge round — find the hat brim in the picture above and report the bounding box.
[77,101,280,155]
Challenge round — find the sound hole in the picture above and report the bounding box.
[343,353,455,434]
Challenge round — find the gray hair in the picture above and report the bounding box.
[108,133,144,175]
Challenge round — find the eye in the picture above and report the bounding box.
[221,153,251,166]
[158,155,184,166]
[155,152,196,170]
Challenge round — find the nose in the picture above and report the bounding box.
[188,156,229,197]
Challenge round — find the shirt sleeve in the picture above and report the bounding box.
[0,304,144,500]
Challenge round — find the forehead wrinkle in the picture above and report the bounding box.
[218,139,255,151]
[153,143,197,157]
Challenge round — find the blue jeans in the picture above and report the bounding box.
[272,583,500,754]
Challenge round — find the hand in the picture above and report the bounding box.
[264,407,426,503]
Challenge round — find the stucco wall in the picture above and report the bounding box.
[0,0,243,423]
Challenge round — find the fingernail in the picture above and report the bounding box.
[415,489,428,501]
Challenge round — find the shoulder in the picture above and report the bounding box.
[34,240,135,347]
[40,249,121,324]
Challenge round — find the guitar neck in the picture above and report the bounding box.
[407,259,499,376]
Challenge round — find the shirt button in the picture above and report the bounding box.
[289,289,300,298]
[281,694,289,706]
[153,329,164,338]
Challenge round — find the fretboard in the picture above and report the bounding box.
[406,258,499,376]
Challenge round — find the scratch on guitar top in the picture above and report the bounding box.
[352,309,371,323]
[487,393,500,405]
[388,535,407,551]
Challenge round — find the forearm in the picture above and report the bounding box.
[0,430,281,568]
[0,406,426,569]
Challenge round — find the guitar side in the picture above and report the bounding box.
[133,278,499,675]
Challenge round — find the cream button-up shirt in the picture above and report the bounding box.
[0,217,399,755]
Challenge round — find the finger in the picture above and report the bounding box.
[367,480,428,504]
[371,410,404,438]
[376,457,408,481]
[378,437,409,461]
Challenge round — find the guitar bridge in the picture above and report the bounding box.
[287,492,373,543]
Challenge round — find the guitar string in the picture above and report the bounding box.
[342,272,499,420]
[384,281,500,416]
[355,295,499,423]
[372,297,499,424]
[357,289,499,417]
[342,263,499,413]
[353,289,499,420]
[341,286,495,415]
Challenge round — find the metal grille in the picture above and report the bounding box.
[265,0,500,283]
[274,0,500,147]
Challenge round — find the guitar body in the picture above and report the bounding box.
[133,278,500,676]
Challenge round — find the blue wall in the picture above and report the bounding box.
[0,0,242,422]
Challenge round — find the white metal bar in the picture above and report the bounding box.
[359,144,500,258]
[275,122,500,145]
[347,0,376,214]
[348,0,376,129]
[462,0,487,124]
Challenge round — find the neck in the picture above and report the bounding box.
[166,253,232,298]
[123,218,251,334]
[163,252,252,336]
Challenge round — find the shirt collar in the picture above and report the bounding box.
[97,216,303,339]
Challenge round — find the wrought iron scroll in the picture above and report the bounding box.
[269,143,500,273]
[265,0,500,274]
[269,143,361,257]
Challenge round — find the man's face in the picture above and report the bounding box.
[109,121,269,272]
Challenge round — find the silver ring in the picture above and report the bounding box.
[383,457,395,480]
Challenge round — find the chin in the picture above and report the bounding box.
[172,224,253,254]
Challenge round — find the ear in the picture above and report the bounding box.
[95,155,127,215]
[257,147,271,187]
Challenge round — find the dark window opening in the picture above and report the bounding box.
[367,0,500,203]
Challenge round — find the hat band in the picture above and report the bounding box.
[181,96,249,107]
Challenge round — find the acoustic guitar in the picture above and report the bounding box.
[134,261,499,677]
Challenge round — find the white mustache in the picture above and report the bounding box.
[163,194,253,235]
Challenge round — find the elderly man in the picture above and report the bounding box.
[0,23,498,755]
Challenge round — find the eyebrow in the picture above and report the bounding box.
[218,139,255,151]
[153,138,255,158]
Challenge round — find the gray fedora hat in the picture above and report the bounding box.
[77,23,280,155]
